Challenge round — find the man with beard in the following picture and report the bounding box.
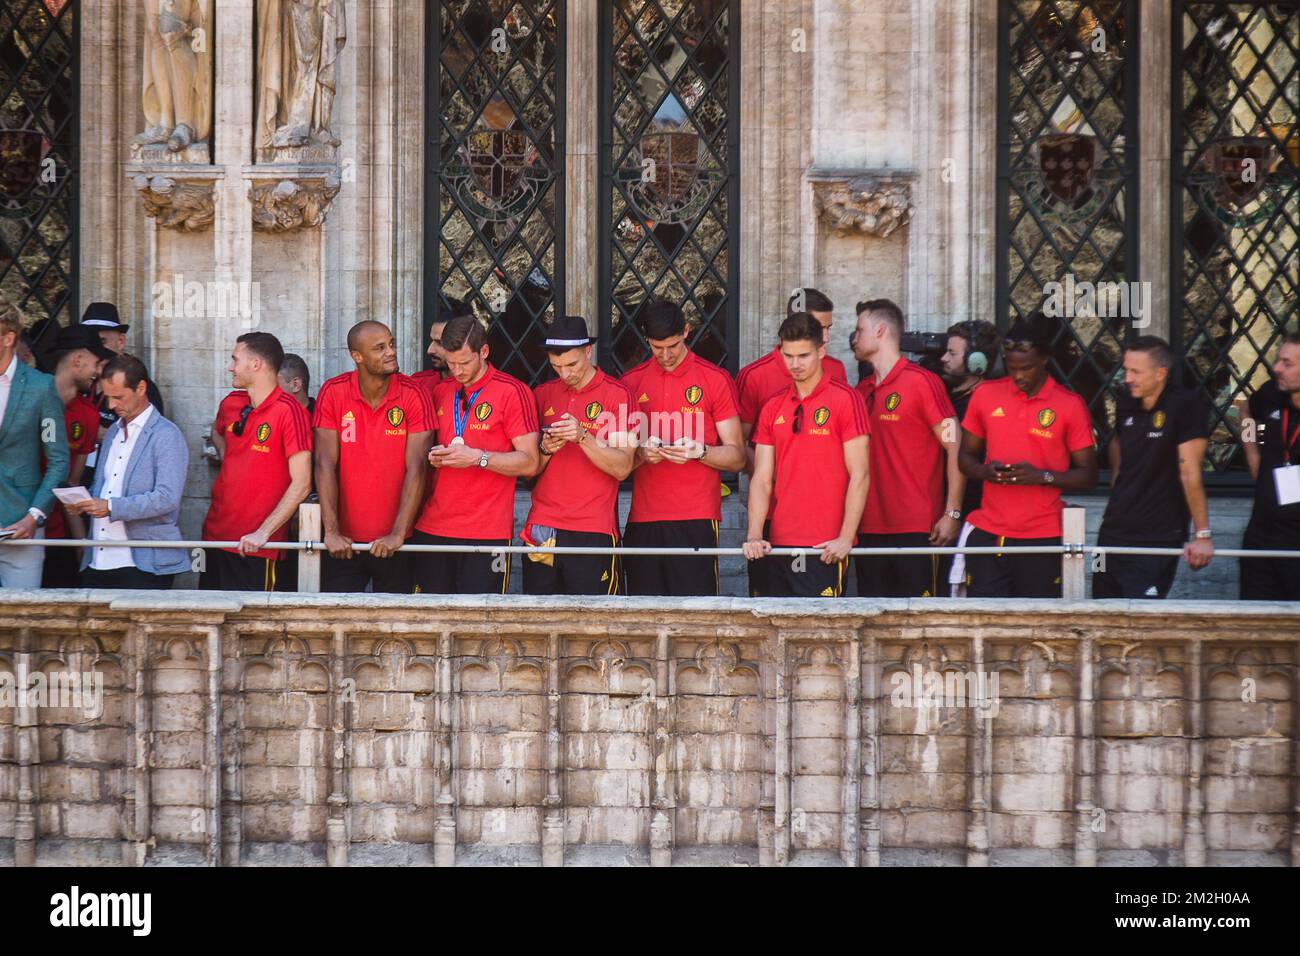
[413,297,471,400]
[1240,331,1300,600]
[41,327,115,587]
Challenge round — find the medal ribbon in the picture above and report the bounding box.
[453,387,484,439]
[1282,409,1300,465]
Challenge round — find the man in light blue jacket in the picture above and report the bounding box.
[66,353,189,588]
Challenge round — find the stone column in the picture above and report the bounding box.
[14,628,36,867]
[1138,0,1173,340]
[566,0,598,332]
[1073,634,1098,866]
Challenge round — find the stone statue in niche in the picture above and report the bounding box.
[255,0,348,163]
[133,0,214,161]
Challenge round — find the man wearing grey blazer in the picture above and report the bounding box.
[0,305,69,588]
[65,353,189,589]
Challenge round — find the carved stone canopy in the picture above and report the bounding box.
[808,168,916,239]
[126,163,222,233]
[246,164,342,233]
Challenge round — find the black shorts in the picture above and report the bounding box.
[623,519,719,597]
[964,527,1062,599]
[200,548,287,592]
[855,532,942,598]
[409,531,512,595]
[323,550,412,594]
[1091,543,1179,600]
[1239,531,1300,601]
[522,529,620,596]
[764,547,848,598]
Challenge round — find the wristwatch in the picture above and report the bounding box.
[1041,471,1056,485]
[478,450,490,469]
[27,507,45,528]
[1195,529,1213,540]
[945,509,961,521]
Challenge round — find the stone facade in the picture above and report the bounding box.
[1,592,1298,867]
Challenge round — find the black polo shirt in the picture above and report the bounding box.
[1100,386,1209,546]
[1244,380,1300,548]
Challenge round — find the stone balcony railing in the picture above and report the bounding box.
[1,591,1298,867]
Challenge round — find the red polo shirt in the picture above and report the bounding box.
[736,346,848,426]
[528,369,634,536]
[414,364,537,540]
[312,371,433,542]
[753,374,869,546]
[203,387,312,559]
[46,395,100,539]
[962,376,1095,539]
[856,359,956,534]
[621,351,739,523]
[411,368,452,400]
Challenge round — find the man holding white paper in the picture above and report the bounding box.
[1241,332,1300,601]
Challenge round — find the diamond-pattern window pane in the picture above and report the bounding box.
[998,1,1139,450]
[426,0,563,386]
[0,0,77,335]
[601,0,739,376]
[1175,1,1299,474]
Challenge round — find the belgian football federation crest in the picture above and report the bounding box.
[256,423,271,444]
[1037,408,1056,428]
[1017,132,1116,226]
[884,392,902,412]
[1152,411,1165,430]
[585,401,603,421]
[685,385,703,406]
[1186,136,1290,229]
[475,403,493,422]
[445,128,548,227]
[70,421,82,441]
[387,407,405,428]
[813,407,831,427]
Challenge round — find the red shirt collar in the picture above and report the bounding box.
[786,369,834,404]
[252,385,285,409]
[567,367,606,395]
[874,356,910,389]
[659,350,696,379]
[460,363,496,395]
[346,369,397,404]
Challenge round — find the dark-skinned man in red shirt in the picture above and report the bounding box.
[313,320,433,593]
[958,313,1098,598]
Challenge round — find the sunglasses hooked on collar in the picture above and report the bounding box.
[792,404,804,435]
[231,403,254,437]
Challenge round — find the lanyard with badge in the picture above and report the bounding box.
[450,387,484,445]
[1274,408,1300,506]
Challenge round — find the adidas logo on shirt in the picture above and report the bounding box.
[992,407,1005,417]
[544,406,555,416]
[820,587,834,597]
[600,570,610,582]
[638,393,650,403]
[774,414,786,425]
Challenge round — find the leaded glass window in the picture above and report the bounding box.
[0,0,76,330]
[998,1,1139,447]
[1175,1,1299,473]
[425,0,563,386]
[600,0,739,374]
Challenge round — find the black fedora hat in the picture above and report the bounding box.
[542,315,594,350]
[52,324,117,362]
[80,301,129,333]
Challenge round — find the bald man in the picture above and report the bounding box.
[312,321,434,592]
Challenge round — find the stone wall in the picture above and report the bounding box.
[2,592,1297,867]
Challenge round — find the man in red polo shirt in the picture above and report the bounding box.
[313,320,433,593]
[202,332,313,591]
[525,316,635,595]
[958,313,1097,597]
[852,298,964,597]
[744,312,870,597]
[621,301,746,595]
[412,296,470,400]
[41,326,115,587]
[735,289,849,596]
[411,315,539,594]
